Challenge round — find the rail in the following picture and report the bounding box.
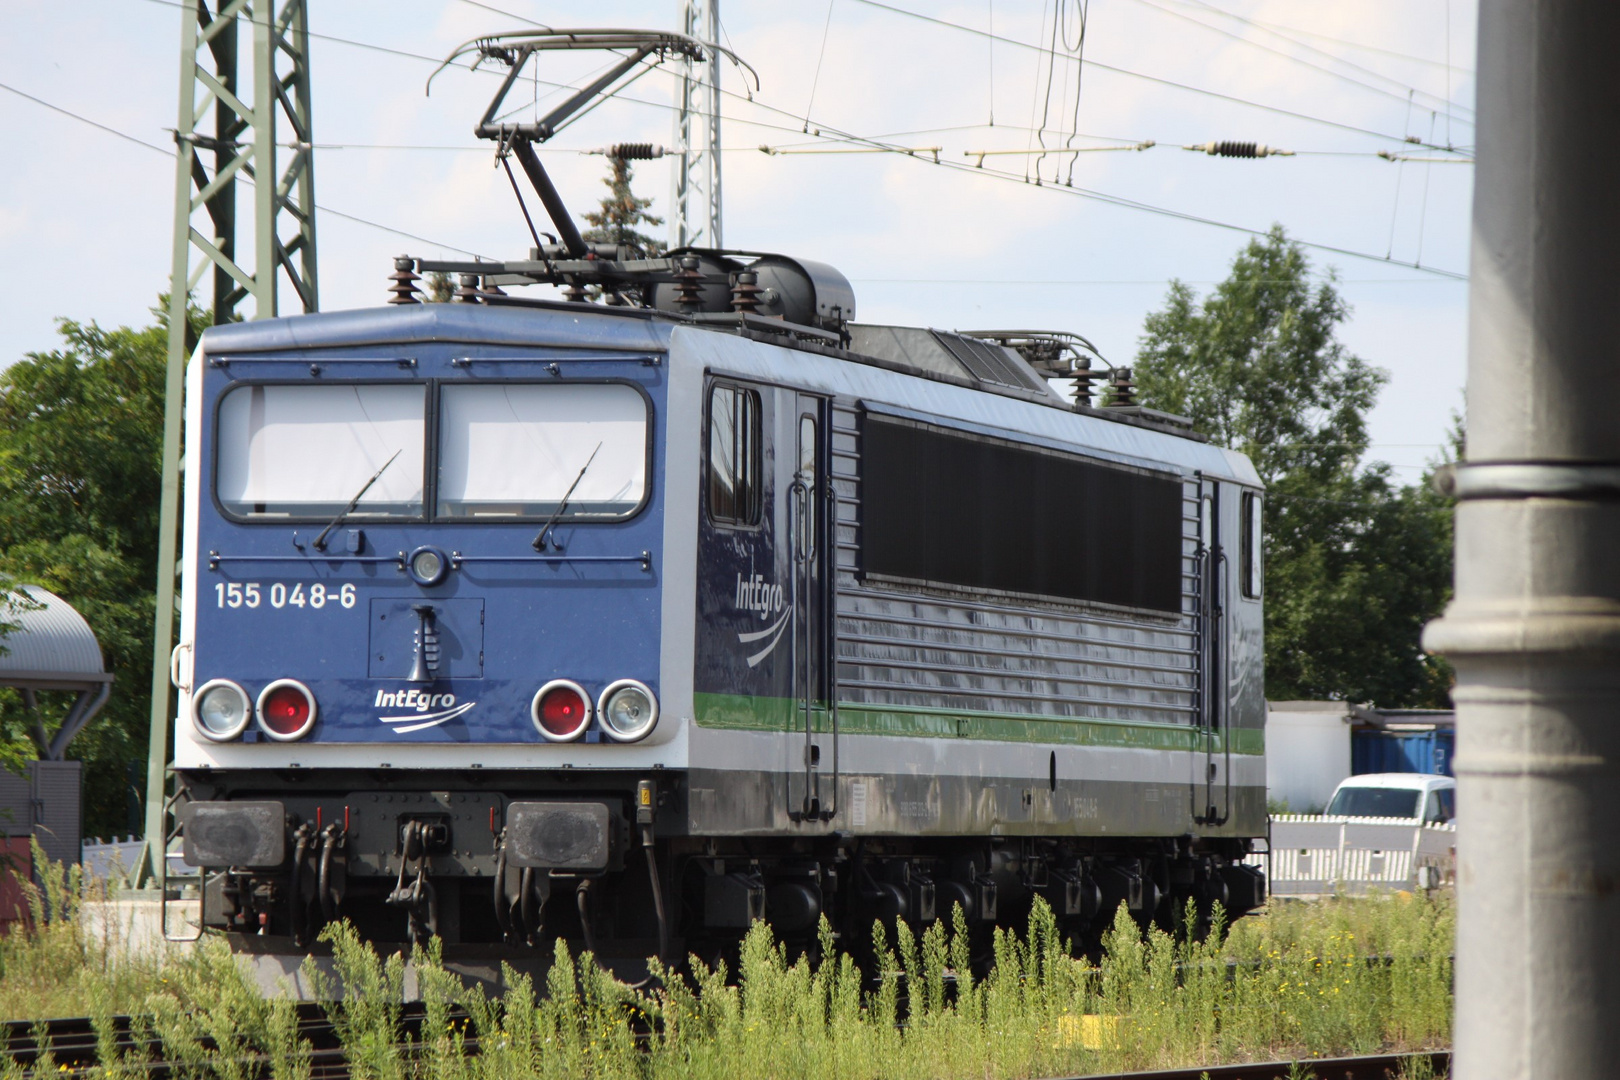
[1062,1052,1450,1079]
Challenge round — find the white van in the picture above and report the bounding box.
[1324,773,1455,824]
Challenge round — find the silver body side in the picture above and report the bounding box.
[675,327,1266,840]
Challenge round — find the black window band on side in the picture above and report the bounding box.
[861,416,1185,614]
[707,383,762,526]
[1241,490,1263,599]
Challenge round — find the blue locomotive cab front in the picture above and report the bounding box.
[172,303,677,955]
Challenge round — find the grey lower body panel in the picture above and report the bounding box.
[683,767,1264,839]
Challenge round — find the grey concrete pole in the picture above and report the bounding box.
[1423,1,1620,1076]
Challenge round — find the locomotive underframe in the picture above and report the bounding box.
[180,765,1264,965]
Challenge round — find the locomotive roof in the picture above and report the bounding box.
[198,303,1262,487]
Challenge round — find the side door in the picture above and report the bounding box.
[781,390,835,822]
[1195,477,1230,826]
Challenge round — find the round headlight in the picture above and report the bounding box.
[257,679,317,741]
[532,680,592,742]
[598,679,658,742]
[408,546,448,587]
[192,679,251,741]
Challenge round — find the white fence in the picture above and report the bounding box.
[1247,814,1457,897]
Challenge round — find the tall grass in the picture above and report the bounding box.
[0,856,1453,1078]
[0,842,173,1021]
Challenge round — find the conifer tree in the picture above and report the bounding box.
[582,155,665,258]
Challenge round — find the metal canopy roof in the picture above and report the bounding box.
[0,586,111,762]
[0,586,109,690]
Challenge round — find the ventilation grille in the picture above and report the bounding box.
[933,332,1044,392]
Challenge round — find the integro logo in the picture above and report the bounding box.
[733,571,791,668]
[374,689,476,733]
[734,571,784,616]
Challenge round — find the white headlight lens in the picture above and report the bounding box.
[599,680,657,742]
[193,680,251,740]
[411,548,443,583]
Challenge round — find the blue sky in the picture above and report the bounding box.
[0,0,1474,478]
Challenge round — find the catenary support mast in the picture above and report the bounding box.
[1424,0,1620,1074]
[146,0,317,883]
[670,0,722,249]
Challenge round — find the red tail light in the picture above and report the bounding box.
[257,679,317,741]
[532,680,591,742]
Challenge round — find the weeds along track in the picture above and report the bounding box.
[0,862,1455,1079]
[0,1006,1451,1080]
[0,1002,465,1080]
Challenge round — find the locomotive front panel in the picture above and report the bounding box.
[171,308,685,952]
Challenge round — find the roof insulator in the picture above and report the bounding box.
[387,256,422,305]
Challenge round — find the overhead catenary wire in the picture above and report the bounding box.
[986,0,996,125]
[964,141,1153,166]
[329,0,1468,275]
[804,0,838,131]
[761,145,942,161]
[0,80,488,259]
[849,277,1464,285]
[1127,0,1474,126]
[688,64,1470,279]
[1185,0,1475,76]
[1061,0,1091,185]
[845,0,1469,153]
[127,0,1466,279]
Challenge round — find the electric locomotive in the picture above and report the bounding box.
[170,28,1267,978]
[173,256,1266,973]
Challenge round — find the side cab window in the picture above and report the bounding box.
[708,383,762,526]
[1241,490,1263,599]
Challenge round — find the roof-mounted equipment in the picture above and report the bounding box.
[399,30,854,341]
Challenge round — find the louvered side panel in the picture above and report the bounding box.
[832,405,1204,727]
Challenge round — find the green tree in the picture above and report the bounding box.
[0,301,204,836]
[581,155,665,258]
[1135,227,1453,706]
[425,271,455,303]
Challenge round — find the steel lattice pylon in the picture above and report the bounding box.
[145,0,317,884]
[669,0,722,249]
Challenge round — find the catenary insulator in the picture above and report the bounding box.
[607,143,665,160]
[1184,141,1294,158]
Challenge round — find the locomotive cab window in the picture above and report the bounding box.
[437,383,648,518]
[708,383,762,526]
[1241,491,1263,599]
[215,383,426,518]
[797,414,818,554]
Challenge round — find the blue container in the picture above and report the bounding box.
[1352,728,1454,777]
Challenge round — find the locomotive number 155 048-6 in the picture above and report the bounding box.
[213,582,358,610]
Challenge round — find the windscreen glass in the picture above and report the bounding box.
[216,384,425,517]
[437,383,647,517]
[1325,786,1423,819]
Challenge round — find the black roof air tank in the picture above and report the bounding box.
[648,248,856,332]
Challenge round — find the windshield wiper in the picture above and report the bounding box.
[312,449,403,552]
[532,442,602,551]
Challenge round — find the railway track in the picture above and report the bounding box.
[0,1002,450,1080]
[0,1004,1449,1080]
[1070,1051,1450,1078]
